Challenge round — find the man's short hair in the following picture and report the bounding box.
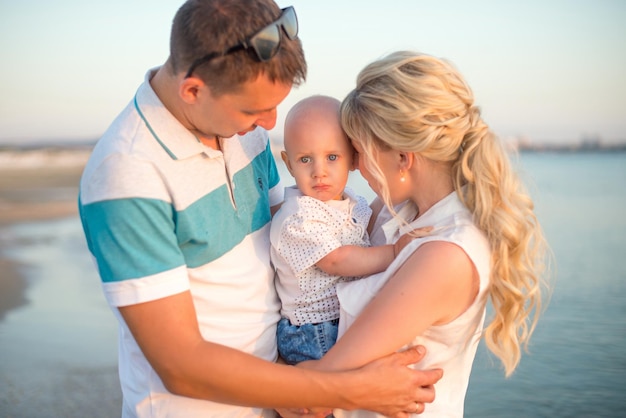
[170,0,307,95]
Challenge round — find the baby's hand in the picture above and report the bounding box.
[393,226,433,257]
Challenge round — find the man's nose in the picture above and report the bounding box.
[254,109,278,130]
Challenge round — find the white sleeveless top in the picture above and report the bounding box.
[334,192,491,417]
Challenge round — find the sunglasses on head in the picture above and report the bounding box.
[184,6,298,78]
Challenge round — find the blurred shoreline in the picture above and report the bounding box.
[0,158,122,418]
[0,163,84,319]
[0,159,123,417]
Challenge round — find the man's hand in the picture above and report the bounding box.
[350,346,442,417]
[278,346,442,417]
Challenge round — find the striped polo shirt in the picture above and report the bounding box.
[79,69,283,417]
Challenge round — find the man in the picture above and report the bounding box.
[79,1,442,416]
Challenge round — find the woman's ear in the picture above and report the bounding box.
[398,151,414,171]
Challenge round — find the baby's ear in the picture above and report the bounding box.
[281,151,294,175]
[349,150,357,171]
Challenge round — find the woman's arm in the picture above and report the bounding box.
[317,241,479,371]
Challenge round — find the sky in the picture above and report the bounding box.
[1,0,625,146]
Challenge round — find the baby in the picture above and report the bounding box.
[271,95,424,364]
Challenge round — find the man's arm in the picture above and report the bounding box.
[118,290,441,415]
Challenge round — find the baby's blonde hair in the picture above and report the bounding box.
[341,51,550,376]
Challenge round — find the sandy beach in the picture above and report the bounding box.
[0,162,122,417]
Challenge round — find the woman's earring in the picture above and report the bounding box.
[400,171,406,183]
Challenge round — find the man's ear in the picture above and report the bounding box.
[179,76,204,104]
[281,151,295,177]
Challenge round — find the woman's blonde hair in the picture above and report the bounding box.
[341,51,550,376]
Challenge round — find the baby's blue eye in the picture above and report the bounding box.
[328,154,338,161]
[300,156,311,163]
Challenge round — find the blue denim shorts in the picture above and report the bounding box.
[277,317,339,365]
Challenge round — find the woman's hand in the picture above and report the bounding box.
[275,407,332,417]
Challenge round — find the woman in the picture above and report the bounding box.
[282,51,549,417]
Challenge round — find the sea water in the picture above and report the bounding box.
[463,153,626,417]
[0,152,624,417]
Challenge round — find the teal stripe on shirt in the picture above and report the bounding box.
[265,140,280,191]
[80,196,184,283]
[79,147,276,283]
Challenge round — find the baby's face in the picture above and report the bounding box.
[283,122,354,202]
